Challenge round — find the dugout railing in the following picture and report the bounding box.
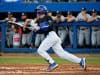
[0,21,100,53]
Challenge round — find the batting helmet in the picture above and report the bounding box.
[35,5,48,15]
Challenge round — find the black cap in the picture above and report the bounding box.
[47,10,51,13]
[21,13,27,16]
[67,11,72,15]
[8,12,12,15]
[92,9,97,13]
[81,7,86,11]
[56,11,61,14]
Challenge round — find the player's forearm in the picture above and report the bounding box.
[87,18,95,22]
[13,18,16,22]
[24,19,31,26]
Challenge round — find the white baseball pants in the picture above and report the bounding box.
[37,31,81,64]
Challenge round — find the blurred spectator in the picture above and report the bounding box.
[76,8,91,48]
[53,0,67,2]
[23,0,52,3]
[77,0,96,2]
[23,0,31,3]
[54,11,68,46]
[38,0,52,3]
[88,9,100,48]
[68,0,77,2]
[45,0,52,3]
[66,11,76,47]
[33,0,39,3]
[20,13,32,48]
[4,0,20,2]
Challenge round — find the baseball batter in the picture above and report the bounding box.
[31,5,86,71]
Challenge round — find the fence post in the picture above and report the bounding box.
[72,22,77,48]
[1,22,6,52]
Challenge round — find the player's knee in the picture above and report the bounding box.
[56,52,65,59]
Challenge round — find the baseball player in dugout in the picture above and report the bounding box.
[30,5,86,71]
[88,9,100,48]
[76,8,91,48]
[34,14,45,48]
[1,12,17,48]
[47,11,55,20]
[66,11,76,47]
[23,13,45,48]
[54,11,68,47]
[21,13,32,48]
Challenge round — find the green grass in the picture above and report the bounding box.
[0,56,100,65]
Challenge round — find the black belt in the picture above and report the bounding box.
[92,29,99,31]
[58,27,65,30]
[80,28,88,30]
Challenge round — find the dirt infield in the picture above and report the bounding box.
[0,64,100,75]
